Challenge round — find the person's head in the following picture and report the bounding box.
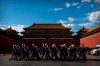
[22,43,23,45]
[13,44,16,48]
[72,44,75,46]
[71,44,73,47]
[45,43,48,47]
[63,43,66,47]
[13,44,15,46]
[15,44,17,46]
[71,44,75,47]
[80,44,84,47]
[45,43,48,46]
[21,43,24,47]
[23,44,26,47]
[45,43,47,45]
[32,43,35,47]
[80,44,83,47]
[60,44,63,47]
[42,43,45,47]
[52,44,55,47]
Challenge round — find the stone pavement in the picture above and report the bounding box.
[0,54,100,66]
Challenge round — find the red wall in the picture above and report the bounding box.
[0,36,14,49]
[80,32,100,48]
[0,35,80,49]
[22,39,80,47]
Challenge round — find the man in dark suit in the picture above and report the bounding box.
[78,44,87,60]
[59,44,64,60]
[9,44,17,60]
[45,43,50,60]
[51,44,58,60]
[69,44,77,60]
[41,43,46,60]
[31,44,40,60]
[63,44,68,60]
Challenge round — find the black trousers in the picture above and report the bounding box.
[51,52,58,60]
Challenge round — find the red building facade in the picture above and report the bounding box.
[0,24,99,50]
[0,24,80,51]
[0,27,21,52]
[22,24,80,47]
[77,26,100,48]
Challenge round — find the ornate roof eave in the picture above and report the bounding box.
[0,29,19,39]
[23,23,71,30]
[5,26,18,33]
[21,32,73,34]
[77,26,89,33]
[86,26,100,33]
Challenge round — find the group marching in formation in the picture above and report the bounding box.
[9,43,87,61]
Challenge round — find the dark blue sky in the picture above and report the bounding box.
[0,0,100,32]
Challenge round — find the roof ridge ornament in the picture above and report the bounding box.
[10,26,12,29]
[59,23,62,24]
[83,26,85,28]
[34,22,35,25]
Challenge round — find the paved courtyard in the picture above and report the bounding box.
[0,54,100,66]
